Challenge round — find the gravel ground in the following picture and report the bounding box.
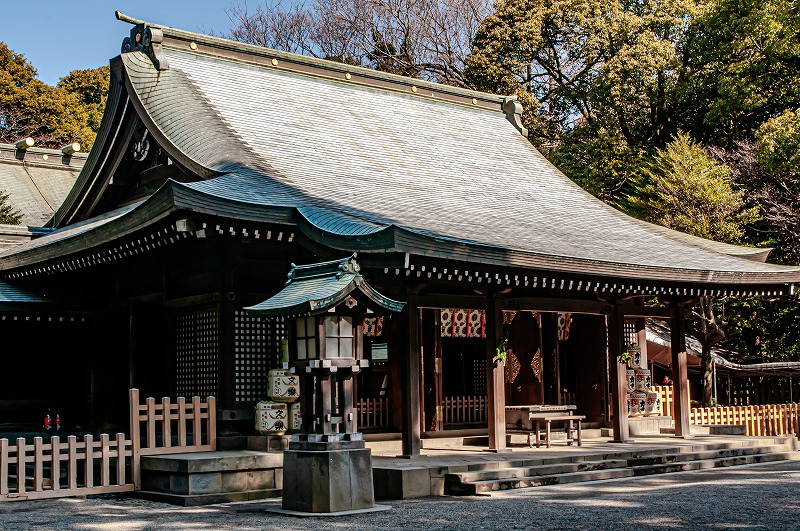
[2,460,799,530]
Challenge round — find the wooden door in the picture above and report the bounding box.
[505,312,543,405]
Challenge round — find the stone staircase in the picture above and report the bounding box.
[445,438,799,495]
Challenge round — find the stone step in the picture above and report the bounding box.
[446,448,799,495]
[447,444,788,484]
[660,425,747,436]
[139,450,284,506]
[136,487,282,507]
[460,438,793,472]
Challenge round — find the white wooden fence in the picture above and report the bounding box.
[0,389,216,502]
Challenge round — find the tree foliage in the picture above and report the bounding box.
[0,42,108,150]
[627,132,759,243]
[687,0,800,141]
[0,188,21,225]
[465,0,705,197]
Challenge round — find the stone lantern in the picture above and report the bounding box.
[246,255,404,515]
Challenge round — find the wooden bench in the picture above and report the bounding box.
[525,414,584,448]
[506,405,584,448]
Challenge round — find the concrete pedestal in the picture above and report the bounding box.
[280,439,380,514]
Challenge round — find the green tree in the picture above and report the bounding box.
[628,132,759,242]
[0,189,21,225]
[0,42,108,150]
[628,132,760,406]
[465,0,704,197]
[687,0,800,142]
[756,109,800,178]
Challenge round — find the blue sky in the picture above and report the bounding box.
[3,1,235,86]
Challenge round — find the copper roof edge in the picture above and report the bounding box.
[114,10,507,108]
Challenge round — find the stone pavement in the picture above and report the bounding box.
[2,460,799,530]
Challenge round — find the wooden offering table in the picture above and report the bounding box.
[506,405,585,448]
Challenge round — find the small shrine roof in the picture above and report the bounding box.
[246,256,405,317]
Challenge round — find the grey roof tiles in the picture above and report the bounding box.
[1,19,799,288]
[122,45,799,283]
[0,144,85,226]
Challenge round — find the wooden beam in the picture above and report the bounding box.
[608,305,630,442]
[416,294,487,310]
[671,306,691,438]
[503,297,612,315]
[619,304,674,319]
[399,291,422,456]
[485,293,507,451]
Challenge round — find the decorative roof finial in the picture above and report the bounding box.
[502,96,528,137]
[120,22,170,71]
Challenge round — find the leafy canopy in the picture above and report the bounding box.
[627,132,759,243]
[0,189,22,225]
[0,42,109,150]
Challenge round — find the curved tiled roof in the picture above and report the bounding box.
[1,16,798,290]
[113,28,799,285]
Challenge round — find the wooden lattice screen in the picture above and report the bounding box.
[176,309,219,397]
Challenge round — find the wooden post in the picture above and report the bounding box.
[399,291,422,456]
[434,310,444,431]
[208,396,217,450]
[1,438,9,496]
[485,293,507,451]
[129,389,142,490]
[116,433,127,486]
[33,437,43,493]
[84,435,94,488]
[671,306,691,438]
[608,305,630,442]
[51,436,61,491]
[16,438,26,495]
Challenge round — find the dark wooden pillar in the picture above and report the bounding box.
[421,309,442,432]
[399,291,421,456]
[671,306,691,438]
[608,305,630,442]
[485,293,506,451]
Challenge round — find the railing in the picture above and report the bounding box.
[653,386,800,437]
[0,434,134,501]
[357,397,390,430]
[129,389,216,487]
[690,404,800,437]
[652,385,691,419]
[444,395,487,425]
[1,390,217,503]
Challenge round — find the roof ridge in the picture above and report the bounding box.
[114,10,508,107]
[0,143,88,159]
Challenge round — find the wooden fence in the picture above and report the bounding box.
[0,389,216,502]
[0,434,134,501]
[652,385,691,419]
[690,404,800,437]
[444,395,487,425]
[357,397,390,430]
[129,389,217,487]
[653,385,800,437]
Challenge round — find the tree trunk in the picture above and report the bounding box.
[701,342,714,406]
[694,296,724,407]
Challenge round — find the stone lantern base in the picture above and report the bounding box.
[271,437,390,515]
